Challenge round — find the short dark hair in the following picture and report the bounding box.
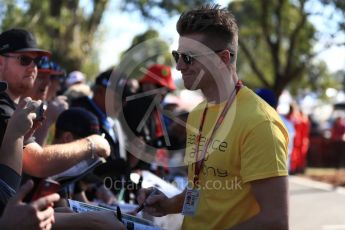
[176,4,238,60]
[55,108,100,139]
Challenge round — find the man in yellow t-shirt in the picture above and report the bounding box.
[137,5,289,230]
[182,86,288,229]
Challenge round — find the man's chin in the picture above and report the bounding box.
[21,85,34,93]
[183,82,198,91]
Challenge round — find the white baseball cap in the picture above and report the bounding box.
[66,71,85,87]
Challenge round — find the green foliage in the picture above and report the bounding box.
[2,0,340,95]
[230,0,317,97]
[120,0,213,22]
[0,0,108,80]
[289,61,339,99]
[0,0,213,81]
[119,29,171,79]
[0,0,28,28]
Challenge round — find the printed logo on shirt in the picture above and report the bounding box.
[187,134,228,159]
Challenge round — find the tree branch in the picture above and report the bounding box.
[87,0,109,35]
[238,39,270,87]
[285,0,308,77]
[280,52,316,92]
[260,0,275,59]
[259,0,284,83]
[273,0,284,79]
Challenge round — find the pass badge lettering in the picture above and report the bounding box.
[182,187,200,216]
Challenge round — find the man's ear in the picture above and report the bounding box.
[218,50,231,67]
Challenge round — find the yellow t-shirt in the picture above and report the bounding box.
[182,87,288,230]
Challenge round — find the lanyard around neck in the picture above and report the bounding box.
[193,80,243,186]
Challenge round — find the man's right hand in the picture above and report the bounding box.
[88,134,111,158]
[136,187,170,217]
[8,97,40,138]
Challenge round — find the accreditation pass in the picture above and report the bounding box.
[182,188,200,216]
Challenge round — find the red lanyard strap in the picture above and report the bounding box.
[193,81,243,185]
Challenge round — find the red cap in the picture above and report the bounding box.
[139,64,176,91]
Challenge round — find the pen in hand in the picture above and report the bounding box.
[136,188,159,214]
[116,206,123,223]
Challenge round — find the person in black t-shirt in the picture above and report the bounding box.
[0,28,111,178]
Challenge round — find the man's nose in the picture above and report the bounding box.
[26,64,38,76]
[176,56,188,71]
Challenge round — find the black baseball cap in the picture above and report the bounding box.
[95,69,112,88]
[0,28,51,56]
[0,81,7,92]
[95,69,127,92]
[56,108,100,138]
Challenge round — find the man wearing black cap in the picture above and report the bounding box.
[0,28,111,178]
[0,28,50,100]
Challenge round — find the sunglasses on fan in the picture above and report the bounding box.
[1,54,42,66]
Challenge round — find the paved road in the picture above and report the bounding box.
[290,176,345,230]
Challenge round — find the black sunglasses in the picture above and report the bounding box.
[1,54,42,66]
[172,49,233,65]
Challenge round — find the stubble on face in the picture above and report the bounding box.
[2,55,38,98]
[177,34,220,92]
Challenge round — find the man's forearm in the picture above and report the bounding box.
[0,132,23,174]
[229,177,289,230]
[23,139,92,177]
